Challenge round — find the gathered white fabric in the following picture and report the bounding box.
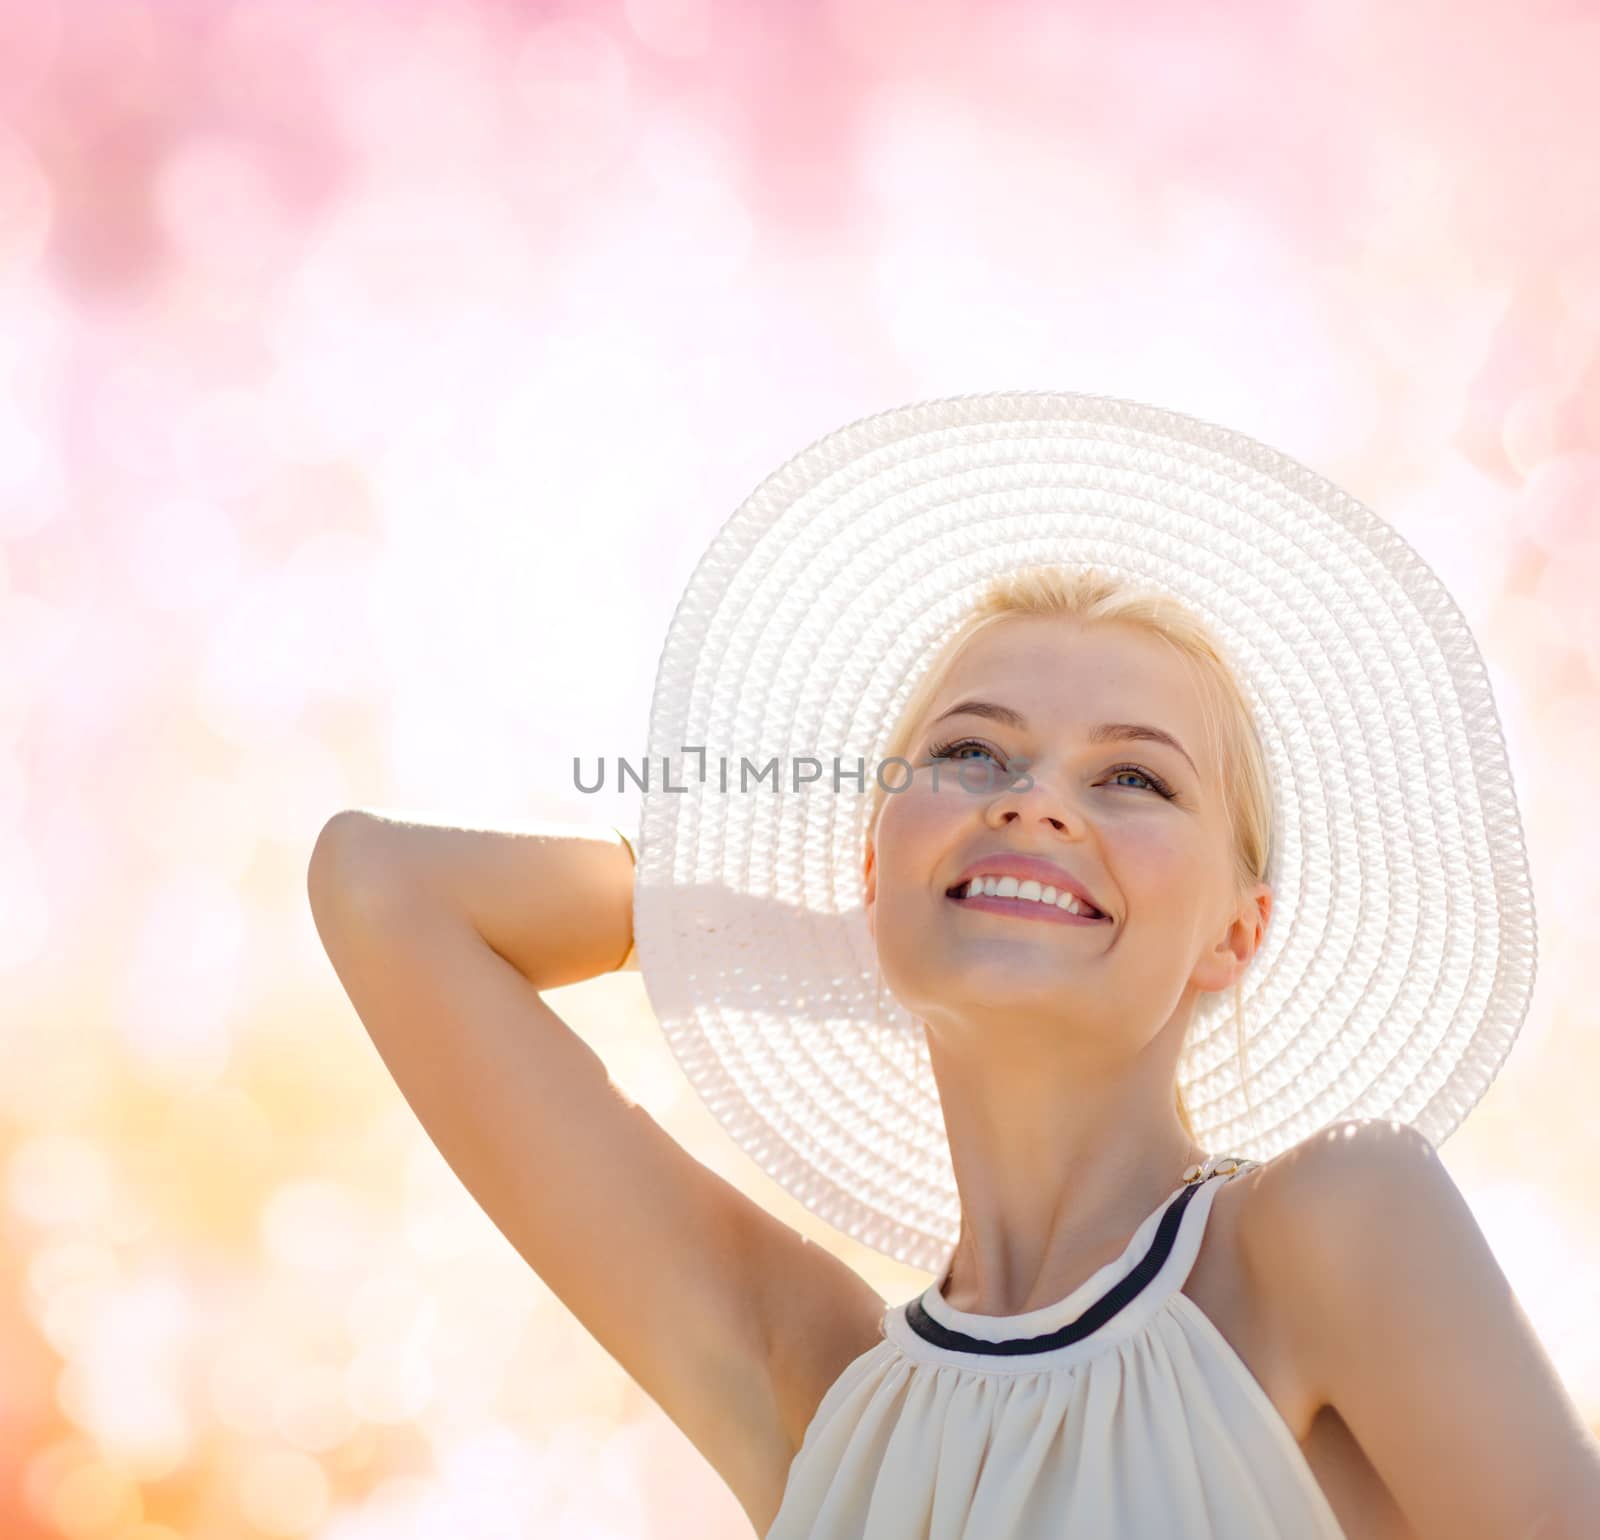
[765,1164,1347,1539]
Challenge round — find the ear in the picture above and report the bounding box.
[863,837,877,941]
[1202,882,1272,992]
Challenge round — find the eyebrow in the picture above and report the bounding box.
[927,699,1200,779]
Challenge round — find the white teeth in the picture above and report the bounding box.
[957,877,1102,918]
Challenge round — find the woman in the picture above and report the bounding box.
[308,394,1600,1537]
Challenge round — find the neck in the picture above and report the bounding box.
[926,1010,1203,1317]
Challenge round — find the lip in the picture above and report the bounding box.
[946,853,1110,920]
[948,889,1109,926]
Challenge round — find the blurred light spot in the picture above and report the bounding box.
[0,403,61,537]
[57,1363,188,1480]
[238,1448,331,1537]
[1386,457,1517,630]
[1467,1181,1600,1410]
[510,20,632,192]
[209,1339,287,1438]
[325,14,497,170]
[155,137,293,282]
[53,1270,192,1474]
[155,1084,276,1230]
[583,1447,652,1539]
[0,3,62,104]
[171,388,278,503]
[0,255,62,384]
[84,359,183,483]
[264,221,426,450]
[540,1420,648,1537]
[120,869,244,1086]
[261,1180,378,1272]
[281,530,382,691]
[433,1425,546,1533]
[1503,382,1588,478]
[7,1133,114,1229]
[344,1342,433,1423]
[427,1308,516,1418]
[403,1140,487,1261]
[26,800,108,975]
[637,104,741,201]
[0,124,52,281]
[1519,450,1600,558]
[25,1239,121,1359]
[47,1458,143,1538]
[345,1268,437,1351]
[124,752,259,885]
[0,740,26,828]
[637,176,753,294]
[1481,591,1571,693]
[1557,260,1600,334]
[329,1474,452,1540]
[53,610,157,745]
[55,0,159,115]
[255,371,349,468]
[828,0,967,65]
[197,540,378,746]
[274,1362,360,1454]
[0,832,48,971]
[1533,538,1600,632]
[860,88,984,208]
[20,1435,95,1531]
[245,730,353,859]
[624,0,711,61]
[1532,695,1600,790]
[123,497,243,615]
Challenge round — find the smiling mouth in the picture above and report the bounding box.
[946,879,1110,923]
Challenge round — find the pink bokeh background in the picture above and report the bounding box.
[4,1,1600,1534]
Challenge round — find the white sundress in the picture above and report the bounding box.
[765,1155,1348,1539]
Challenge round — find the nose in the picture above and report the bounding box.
[982,767,1083,836]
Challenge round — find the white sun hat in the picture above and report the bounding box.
[630,390,1539,1272]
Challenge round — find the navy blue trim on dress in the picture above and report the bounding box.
[903,1179,1203,1356]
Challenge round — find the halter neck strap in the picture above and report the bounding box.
[889,1155,1262,1369]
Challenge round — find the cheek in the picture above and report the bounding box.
[870,789,956,927]
[1117,827,1210,903]
[879,778,961,852]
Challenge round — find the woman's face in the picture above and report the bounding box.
[864,617,1269,1053]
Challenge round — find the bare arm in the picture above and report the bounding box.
[305,812,879,1531]
[324,814,640,988]
[1250,1120,1600,1540]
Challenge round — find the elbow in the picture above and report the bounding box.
[307,810,400,927]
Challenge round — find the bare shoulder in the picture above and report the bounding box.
[1232,1119,1600,1539]
[1230,1116,1452,1408]
[1211,1122,1440,1433]
[1230,1117,1437,1271]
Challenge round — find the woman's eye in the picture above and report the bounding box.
[1106,764,1177,799]
[924,742,1176,801]
[929,736,1001,764]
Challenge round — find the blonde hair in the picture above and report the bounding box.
[866,564,1272,1143]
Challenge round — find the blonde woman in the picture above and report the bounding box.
[309,395,1600,1537]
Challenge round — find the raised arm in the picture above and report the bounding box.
[305,813,881,1531]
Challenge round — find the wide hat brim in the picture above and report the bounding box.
[633,391,1538,1272]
